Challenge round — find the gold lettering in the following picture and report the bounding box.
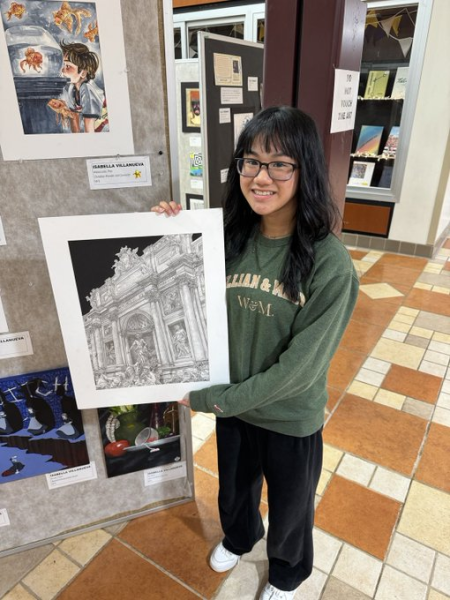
[242,273,252,287]
[260,278,271,292]
[272,279,289,300]
[250,275,261,289]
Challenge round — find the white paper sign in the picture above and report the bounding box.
[220,168,229,183]
[46,462,98,490]
[330,69,360,133]
[220,87,244,105]
[144,460,187,486]
[0,331,33,359]
[219,108,231,124]
[0,216,6,245]
[248,76,258,92]
[189,136,202,147]
[0,295,8,333]
[0,509,10,527]
[87,156,152,190]
[190,179,204,190]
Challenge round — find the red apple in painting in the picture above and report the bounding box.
[104,440,130,457]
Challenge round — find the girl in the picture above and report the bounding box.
[153,106,359,600]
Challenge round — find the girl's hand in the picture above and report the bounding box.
[151,200,182,216]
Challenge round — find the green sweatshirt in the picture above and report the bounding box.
[190,231,359,437]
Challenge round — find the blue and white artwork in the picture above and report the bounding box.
[0,366,89,483]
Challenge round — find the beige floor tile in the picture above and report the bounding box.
[434,332,450,344]
[0,545,54,598]
[332,544,382,597]
[428,589,450,600]
[415,312,450,336]
[2,585,36,600]
[386,533,435,583]
[191,413,216,440]
[433,407,450,427]
[382,329,407,342]
[297,568,327,600]
[363,357,392,374]
[322,444,343,472]
[22,549,79,600]
[374,389,405,410]
[347,380,378,400]
[415,282,433,290]
[336,454,376,487]
[406,334,431,349]
[369,467,411,502]
[420,361,448,378]
[432,553,450,596]
[375,565,427,600]
[424,350,450,366]
[317,469,332,496]
[360,283,404,300]
[59,529,112,566]
[388,320,412,333]
[394,311,417,324]
[398,481,450,555]
[410,326,434,339]
[438,392,450,410]
[355,368,386,387]
[429,341,450,356]
[312,528,342,573]
[399,306,420,317]
[403,397,434,420]
[321,577,371,600]
[214,538,267,600]
[372,338,425,369]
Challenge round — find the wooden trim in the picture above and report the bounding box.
[173,0,231,8]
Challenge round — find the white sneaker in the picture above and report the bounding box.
[209,541,240,572]
[259,582,298,600]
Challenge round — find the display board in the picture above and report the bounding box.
[0,0,195,556]
[175,60,205,207]
[198,33,263,208]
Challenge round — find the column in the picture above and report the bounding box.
[179,276,206,361]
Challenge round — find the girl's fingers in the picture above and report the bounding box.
[151,201,182,216]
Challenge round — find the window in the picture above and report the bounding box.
[187,21,244,58]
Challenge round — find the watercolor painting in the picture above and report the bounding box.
[0,0,134,160]
[1,0,107,135]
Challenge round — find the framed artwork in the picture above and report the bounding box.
[181,81,200,133]
[0,0,134,160]
[0,367,89,483]
[186,193,204,210]
[38,209,229,409]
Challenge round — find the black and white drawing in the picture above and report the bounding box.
[39,210,229,409]
[69,234,209,390]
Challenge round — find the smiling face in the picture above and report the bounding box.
[239,138,300,235]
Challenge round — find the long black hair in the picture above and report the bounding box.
[223,105,340,302]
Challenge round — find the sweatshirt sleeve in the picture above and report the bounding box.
[189,269,359,416]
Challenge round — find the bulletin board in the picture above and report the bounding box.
[0,0,195,556]
[198,33,264,208]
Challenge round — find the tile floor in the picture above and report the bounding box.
[1,239,450,600]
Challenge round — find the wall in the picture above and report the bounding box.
[389,0,450,245]
[0,0,194,555]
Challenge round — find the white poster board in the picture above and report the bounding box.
[39,209,229,409]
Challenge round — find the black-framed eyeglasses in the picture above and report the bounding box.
[235,157,298,181]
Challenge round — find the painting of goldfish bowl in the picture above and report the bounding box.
[5,25,63,77]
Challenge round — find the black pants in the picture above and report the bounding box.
[216,417,323,592]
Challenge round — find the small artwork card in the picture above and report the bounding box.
[348,160,376,187]
[383,126,400,157]
[355,125,384,155]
